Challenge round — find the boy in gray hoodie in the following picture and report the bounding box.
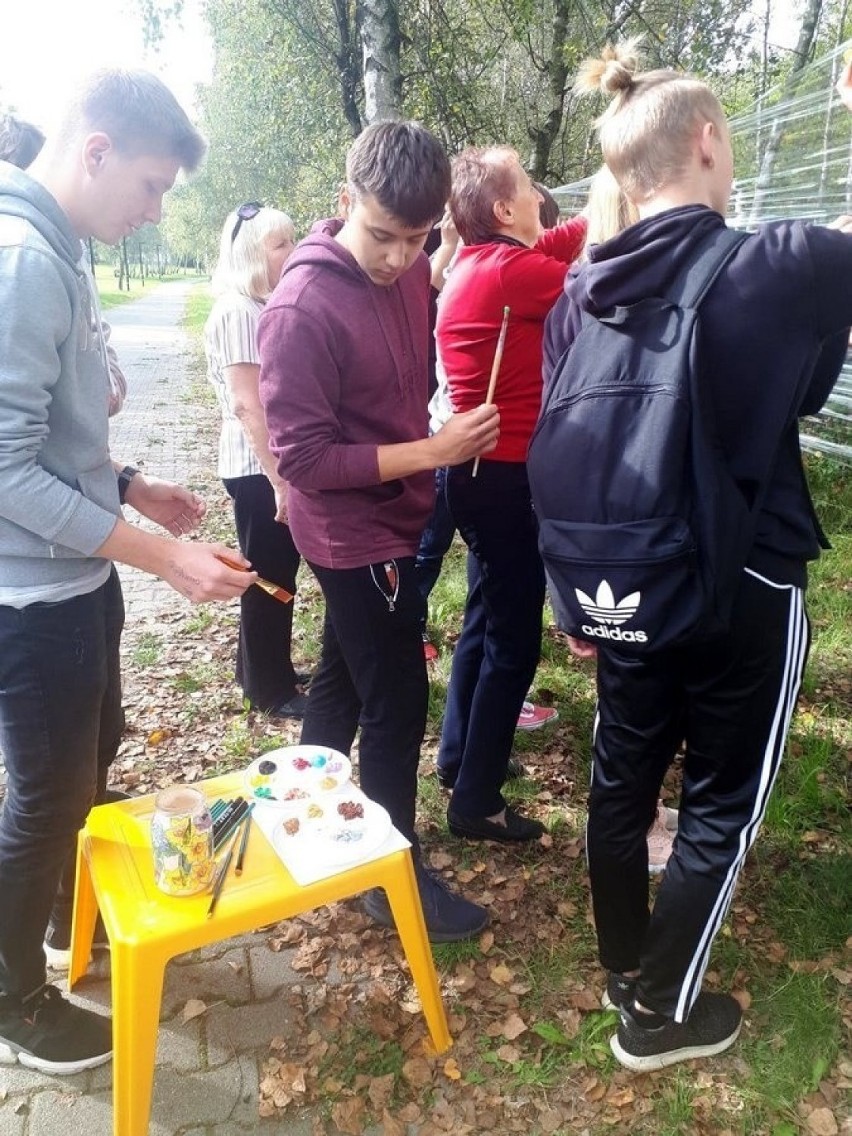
[0,69,254,1075]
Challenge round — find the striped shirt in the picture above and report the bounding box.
[204,292,264,479]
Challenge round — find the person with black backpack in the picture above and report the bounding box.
[530,42,852,1071]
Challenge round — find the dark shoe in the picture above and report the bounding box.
[447,804,545,843]
[601,972,637,1011]
[505,756,527,781]
[265,692,308,720]
[611,992,743,1072]
[362,863,488,944]
[0,985,112,1074]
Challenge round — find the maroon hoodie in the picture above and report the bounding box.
[257,219,434,569]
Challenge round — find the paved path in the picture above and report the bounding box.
[107,279,210,621]
[0,281,318,1136]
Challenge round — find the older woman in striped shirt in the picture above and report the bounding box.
[204,204,310,718]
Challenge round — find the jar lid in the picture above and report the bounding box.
[154,786,205,814]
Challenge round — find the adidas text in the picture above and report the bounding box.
[581,624,648,643]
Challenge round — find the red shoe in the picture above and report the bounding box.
[516,701,558,731]
[422,634,439,663]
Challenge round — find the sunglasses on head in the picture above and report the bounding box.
[230,201,263,244]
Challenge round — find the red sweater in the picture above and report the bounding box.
[437,217,587,462]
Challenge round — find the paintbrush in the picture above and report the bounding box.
[472,305,510,477]
[216,554,294,603]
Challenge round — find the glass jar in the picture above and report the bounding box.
[151,786,214,896]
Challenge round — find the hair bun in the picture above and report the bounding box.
[576,38,642,97]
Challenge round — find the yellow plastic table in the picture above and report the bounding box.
[68,772,451,1136]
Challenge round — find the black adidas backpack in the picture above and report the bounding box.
[528,226,759,654]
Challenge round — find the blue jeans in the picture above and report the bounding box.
[413,465,455,627]
[439,460,545,817]
[300,558,427,847]
[0,570,125,1000]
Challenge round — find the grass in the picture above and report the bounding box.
[93,262,207,310]
[131,631,162,667]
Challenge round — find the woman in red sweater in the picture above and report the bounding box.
[436,146,586,841]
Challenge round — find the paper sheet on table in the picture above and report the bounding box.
[252,785,410,886]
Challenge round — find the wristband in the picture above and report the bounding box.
[117,465,141,505]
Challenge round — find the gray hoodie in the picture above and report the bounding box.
[0,162,118,606]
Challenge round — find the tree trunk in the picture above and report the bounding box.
[331,0,364,136]
[528,0,570,182]
[357,0,402,123]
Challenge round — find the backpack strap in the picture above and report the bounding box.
[669,225,748,312]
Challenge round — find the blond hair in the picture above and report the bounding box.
[211,206,296,303]
[584,164,639,248]
[576,39,725,204]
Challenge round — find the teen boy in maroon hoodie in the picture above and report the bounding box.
[258,122,500,941]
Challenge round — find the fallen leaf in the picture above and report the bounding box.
[585,1079,606,1102]
[489,963,513,986]
[500,1012,528,1040]
[608,1086,635,1107]
[331,1097,367,1135]
[181,998,207,1023]
[381,1110,407,1136]
[479,929,495,953]
[805,1108,838,1135]
[402,1056,434,1088]
[443,1057,462,1080]
[538,1109,564,1133]
[496,1044,520,1063]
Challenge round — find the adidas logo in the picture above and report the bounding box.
[575,581,648,643]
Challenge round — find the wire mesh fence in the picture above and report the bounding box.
[552,41,852,463]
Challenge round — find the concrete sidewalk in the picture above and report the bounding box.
[0,281,317,1136]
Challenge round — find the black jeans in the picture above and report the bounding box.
[0,570,125,1001]
[223,474,302,710]
[300,558,426,846]
[588,570,810,1021]
[438,460,545,817]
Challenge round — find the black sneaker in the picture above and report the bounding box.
[0,985,112,1074]
[362,863,489,944]
[265,692,308,720]
[447,804,545,843]
[601,972,637,1011]
[611,991,743,1072]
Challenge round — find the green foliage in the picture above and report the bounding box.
[740,973,844,1132]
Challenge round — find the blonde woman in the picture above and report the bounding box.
[540,45,852,1070]
[205,204,308,718]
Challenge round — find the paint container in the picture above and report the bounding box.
[151,786,214,896]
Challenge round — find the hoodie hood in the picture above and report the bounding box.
[567,204,725,316]
[277,216,423,404]
[0,162,83,268]
[279,216,364,284]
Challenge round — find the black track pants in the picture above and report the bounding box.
[587,569,810,1021]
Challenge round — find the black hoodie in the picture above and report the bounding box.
[544,205,852,585]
